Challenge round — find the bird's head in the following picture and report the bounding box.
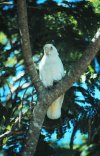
[43,44,58,56]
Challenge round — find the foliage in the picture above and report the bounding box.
[0,0,100,155]
[89,0,100,13]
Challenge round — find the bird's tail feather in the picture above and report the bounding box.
[47,94,64,120]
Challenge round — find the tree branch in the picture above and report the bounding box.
[22,29,100,156]
[17,0,44,93]
[17,0,100,155]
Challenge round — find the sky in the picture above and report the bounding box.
[37,0,82,4]
[2,0,83,10]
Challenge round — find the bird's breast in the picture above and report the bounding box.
[39,55,64,87]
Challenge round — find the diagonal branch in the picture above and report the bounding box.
[17,0,100,156]
[45,28,100,103]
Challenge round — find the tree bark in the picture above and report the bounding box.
[17,0,44,93]
[17,0,100,156]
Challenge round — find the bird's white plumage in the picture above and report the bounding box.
[39,44,65,119]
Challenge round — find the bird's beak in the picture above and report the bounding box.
[45,51,50,55]
[44,47,50,55]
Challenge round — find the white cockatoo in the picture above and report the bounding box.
[39,44,65,119]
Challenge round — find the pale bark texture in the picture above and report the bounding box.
[17,0,100,156]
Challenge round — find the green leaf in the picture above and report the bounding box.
[4,56,17,67]
[3,137,8,145]
[0,32,8,45]
[88,65,94,73]
[6,125,12,131]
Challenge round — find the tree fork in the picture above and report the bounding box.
[17,0,100,155]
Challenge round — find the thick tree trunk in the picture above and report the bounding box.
[17,0,100,155]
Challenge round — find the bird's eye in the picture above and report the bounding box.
[50,46,53,50]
